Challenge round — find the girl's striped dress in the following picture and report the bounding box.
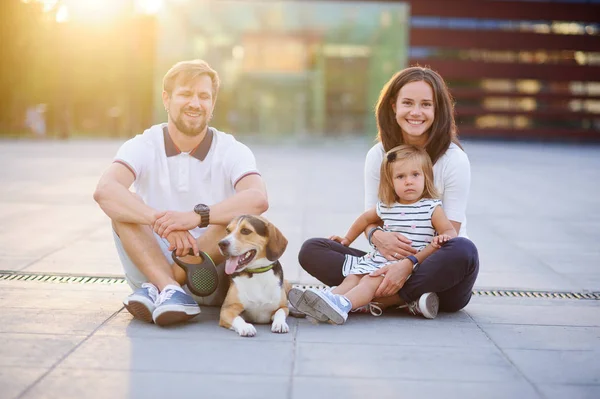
[342,198,442,276]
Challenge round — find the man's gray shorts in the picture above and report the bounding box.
[112,230,228,306]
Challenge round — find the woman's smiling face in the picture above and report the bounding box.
[393,80,435,146]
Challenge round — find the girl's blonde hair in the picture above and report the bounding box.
[379,145,439,206]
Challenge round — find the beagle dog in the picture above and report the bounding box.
[217,215,290,337]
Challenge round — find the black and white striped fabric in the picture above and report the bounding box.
[342,198,442,276]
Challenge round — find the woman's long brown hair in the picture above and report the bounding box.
[375,66,462,164]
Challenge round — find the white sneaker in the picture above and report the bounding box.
[123,283,159,323]
[400,292,439,319]
[152,286,201,326]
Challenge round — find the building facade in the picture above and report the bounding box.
[402,0,600,140]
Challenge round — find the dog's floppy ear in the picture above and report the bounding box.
[266,222,288,262]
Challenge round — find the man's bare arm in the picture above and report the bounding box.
[209,174,268,225]
[153,173,269,237]
[93,163,158,225]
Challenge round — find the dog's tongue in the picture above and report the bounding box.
[225,256,241,275]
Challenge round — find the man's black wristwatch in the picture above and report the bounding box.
[406,255,420,272]
[193,204,210,228]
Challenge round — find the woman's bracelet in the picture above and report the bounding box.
[367,227,384,247]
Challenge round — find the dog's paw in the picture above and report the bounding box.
[237,322,257,337]
[231,316,256,337]
[271,320,289,334]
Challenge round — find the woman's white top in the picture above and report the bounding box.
[364,142,470,237]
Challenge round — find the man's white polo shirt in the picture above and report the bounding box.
[114,123,260,238]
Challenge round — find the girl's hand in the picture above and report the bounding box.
[372,230,417,260]
[370,259,413,298]
[329,235,350,246]
[432,234,453,249]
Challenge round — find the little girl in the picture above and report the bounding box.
[292,145,456,324]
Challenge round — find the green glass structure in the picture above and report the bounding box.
[155,0,408,137]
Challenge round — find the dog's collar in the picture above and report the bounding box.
[245,263,275,274]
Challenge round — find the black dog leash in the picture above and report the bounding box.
[171,249,219,297]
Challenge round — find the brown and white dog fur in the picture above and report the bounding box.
[217,215,290,337]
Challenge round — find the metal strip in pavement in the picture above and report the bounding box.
[1,271,599,300]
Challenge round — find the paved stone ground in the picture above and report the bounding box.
[0,138,599,399]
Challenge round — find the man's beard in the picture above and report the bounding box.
[173,112,208,137]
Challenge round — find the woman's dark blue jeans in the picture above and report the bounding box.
[298,237,479,312]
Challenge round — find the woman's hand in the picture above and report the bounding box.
[329,235,350,246]
[372,230,417,261]
[370,259,413,298]
[432,234,453,249]
[154,211,200,238]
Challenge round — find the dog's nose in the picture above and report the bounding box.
[218,240,229,251]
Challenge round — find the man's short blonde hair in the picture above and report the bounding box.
[163,59,220,100]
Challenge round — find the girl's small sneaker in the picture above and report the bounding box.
[351,302,383,316]
[303,288,352,325]
[287,287,328,322]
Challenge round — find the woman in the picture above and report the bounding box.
[293,67,479,319]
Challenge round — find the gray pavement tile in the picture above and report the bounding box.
[537,384,600,399]
[0,205,104,258]
[0,279,129,292]
[0,333,85,368]
[475,271,581,292]
[0,308,117,335]
[301,211,366,240]
[542,252,600,275]
[478,324,600,351]
[0,284,127,311]
[294,342,522,382]
[292,377,542,399]
[0,203,46,222]
[470,226,555,274]
[0,256,37,271]
[489,218,576,246]
[22,370,290,399]
[569,274,600,292]
[60,335,294,375]
[22,235,122,272]
[97,308,298,343]
[567,220,600,238]
[0,366,48,399]
[22,257,123,277]
[504,349,600,385]
[295,312,487,347]
[465,300,600,327]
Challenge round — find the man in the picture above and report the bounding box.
[93,60,268,326]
